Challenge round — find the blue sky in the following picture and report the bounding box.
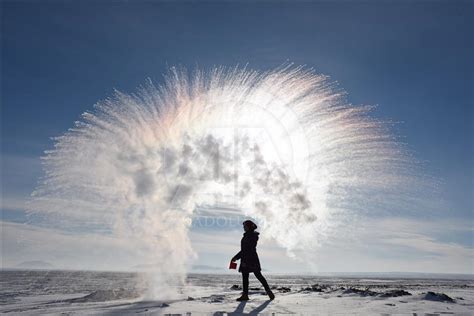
[1,1,473,273]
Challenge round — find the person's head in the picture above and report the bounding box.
[243,220,257,232]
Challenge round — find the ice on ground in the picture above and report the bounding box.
[1,270,473,315]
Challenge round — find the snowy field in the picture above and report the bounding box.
[1,270,473,315]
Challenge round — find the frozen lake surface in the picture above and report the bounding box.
[1,270,473,315]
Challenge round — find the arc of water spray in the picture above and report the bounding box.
[29,65,425,298]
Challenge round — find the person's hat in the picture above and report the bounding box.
[243,220,257,230]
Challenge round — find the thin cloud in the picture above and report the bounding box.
[1,215,472,274]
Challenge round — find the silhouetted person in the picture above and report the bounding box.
[231,220,275,301]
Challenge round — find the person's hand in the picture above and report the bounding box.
[231,258,236,262]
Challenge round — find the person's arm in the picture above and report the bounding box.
[232,251,242,261]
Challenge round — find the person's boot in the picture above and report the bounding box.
[266,289,275,300]
[236,293,249,301]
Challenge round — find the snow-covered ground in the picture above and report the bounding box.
[1,270,473,315]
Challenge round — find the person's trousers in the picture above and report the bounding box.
[242,271,271,294]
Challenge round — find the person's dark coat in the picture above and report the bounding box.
[232,231,261,273]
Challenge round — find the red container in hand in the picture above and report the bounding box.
[229,261,237,269]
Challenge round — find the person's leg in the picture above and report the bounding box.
[242,272,249,294]
[236,272,250,301]
[253,271,270,291]
[254,271,275,300]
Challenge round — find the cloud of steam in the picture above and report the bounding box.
[29,65,427,298]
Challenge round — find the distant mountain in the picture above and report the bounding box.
[130,263,157,270]
[191,264,225,272]
[16,260,54,270]
[286,271,474,280]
